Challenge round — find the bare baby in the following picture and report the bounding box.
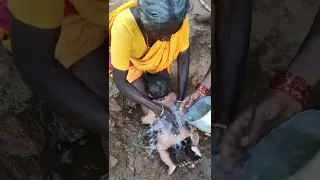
[142,74,201,175]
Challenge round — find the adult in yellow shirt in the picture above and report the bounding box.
[1,0,110,163]
[1,0,190,164]
[109,0,191,122]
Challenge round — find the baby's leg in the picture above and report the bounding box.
[158,149,176,175]
[191,131,201,157]
[157,138,176,175]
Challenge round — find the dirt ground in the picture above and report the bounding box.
[1,0,320,180]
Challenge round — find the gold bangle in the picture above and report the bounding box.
[159,106,164,117]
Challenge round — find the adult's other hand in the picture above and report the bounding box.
[179,89,206,113]
[220,89,303,170]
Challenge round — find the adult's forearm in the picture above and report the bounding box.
[288,5,320,87]
[112,69,163,115]
[214,0,252,125]
[177,49,190,101]
[9,14,109,135]
[116,81,162,114]
[200,65,211,89]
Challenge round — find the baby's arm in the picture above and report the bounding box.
[141,110,157,124]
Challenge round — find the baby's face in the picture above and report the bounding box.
[154,92,177,109]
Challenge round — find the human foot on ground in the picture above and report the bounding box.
[191,146,201,157]
[168,165,177,175]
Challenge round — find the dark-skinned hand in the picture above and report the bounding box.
[152,94,180,135]
[220,89,303,171]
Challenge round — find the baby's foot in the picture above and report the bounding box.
[191,146,201,157]
[168,165,177,175]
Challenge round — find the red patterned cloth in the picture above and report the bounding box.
[64,0,78,16]
[0,0,9,30]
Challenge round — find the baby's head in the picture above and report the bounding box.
[146,74,176,108]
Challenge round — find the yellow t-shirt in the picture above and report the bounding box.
[110,8,189,71]
[8,0,108,29]
[8,0,64,29]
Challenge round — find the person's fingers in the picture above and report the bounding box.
[228,107,254,137]
[220,130,239,171]
[186,94,199,108]
[240,107,265,147]
[220,107,255,170]
[179,95,191,112]
[152,99,168,109]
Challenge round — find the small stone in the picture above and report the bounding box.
[208,44,211,49]
[110,155,118,168]
[124,97,137,108]
[115,142,121,147]
[128,109,133,114]
[109,99,122,112]
[128,155,135,172]
[109,119,116,127]
[124,116,131,121]
[116,120,123,127]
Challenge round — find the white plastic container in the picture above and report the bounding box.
[186,96,211,133]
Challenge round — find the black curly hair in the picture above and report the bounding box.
[146,74,171,100]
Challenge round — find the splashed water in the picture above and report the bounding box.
[146,103,192,157]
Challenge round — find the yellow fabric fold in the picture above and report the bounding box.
[6,0,109,68]
[55,0,108,68]
[109,0,189,83]
[55,14,107,68]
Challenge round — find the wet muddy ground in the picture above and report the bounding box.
[1,0,320,180]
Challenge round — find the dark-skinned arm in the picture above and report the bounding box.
[288,5,320,87]
[112,68,163,115]
[177,48,190,101]
[9,14,109,136]
[214,0,252,126]
[200,65,211,89]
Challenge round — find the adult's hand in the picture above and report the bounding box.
[152,92,177,110]
[179,89,206,113]
[152,97,180,135]
[220,89,303,170]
